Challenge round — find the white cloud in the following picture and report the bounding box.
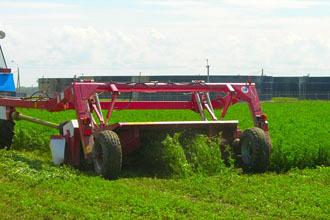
[140,0,208,7]
[0,1,75,9]
[4,25,329,81]
[223,0,330,10]
[141,0,330,12]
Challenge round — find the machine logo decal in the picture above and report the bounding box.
[241,86,249,94]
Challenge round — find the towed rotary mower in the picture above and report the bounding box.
[0,35,271,179]
[0,80,272,178]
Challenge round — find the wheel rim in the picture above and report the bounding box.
[241,139,253,166]
[94,143,103,171]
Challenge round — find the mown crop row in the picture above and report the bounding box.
[12,100,330,173]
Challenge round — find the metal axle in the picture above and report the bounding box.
[12,112,59,129]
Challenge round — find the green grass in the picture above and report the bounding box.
[1,100,329,219]
[0,151,329,219]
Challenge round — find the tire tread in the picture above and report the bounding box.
[93,130,122,179]
[0,120,15,150]
[240,127,271,173]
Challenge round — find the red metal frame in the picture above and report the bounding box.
[0,81,270,164]
[0,68,11,73]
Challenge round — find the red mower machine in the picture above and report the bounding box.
[0,33,271,179]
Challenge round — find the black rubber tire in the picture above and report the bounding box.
[0,119,15,150]
[239,127,271,173]
[93,130,122,179]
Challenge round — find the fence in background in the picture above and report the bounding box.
[38,75,330,101]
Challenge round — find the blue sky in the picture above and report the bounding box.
[1,0,330,86]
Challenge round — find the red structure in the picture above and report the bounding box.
[0,81,271,179]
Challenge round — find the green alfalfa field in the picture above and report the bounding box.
[0,99,329,219]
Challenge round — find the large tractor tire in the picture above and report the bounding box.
[239,127,271,173]
[93,130,122,179]
[0,119,15,150]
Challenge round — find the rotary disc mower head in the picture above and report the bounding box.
[111,121,239,155]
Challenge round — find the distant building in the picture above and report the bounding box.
[38,78,74,96]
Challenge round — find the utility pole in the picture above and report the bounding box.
[206,59,210,82]
[261,68,264,76]
[16,66,20,94]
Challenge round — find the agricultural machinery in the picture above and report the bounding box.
[0,32,271,179]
